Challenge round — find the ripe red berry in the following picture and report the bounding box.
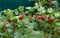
[19,16,24,20]
[41,15,46,21]
[19,13,26,20]
[7,18,12,23]
[48,17,54,23]
[35,16,41,21]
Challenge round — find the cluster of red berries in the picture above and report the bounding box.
[35,15,54,23]
[7,18,17,23]
[7,12,54,23]
[7,13,26,23]
[35,15,46,21]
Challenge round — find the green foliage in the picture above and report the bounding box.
[18,6,24,12]
[0,0,60,38]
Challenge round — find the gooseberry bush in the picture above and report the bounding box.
[0,2,60,38]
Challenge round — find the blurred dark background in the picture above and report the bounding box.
[58,0,60,7]
[0,0,34,11]
[0,0,60,11]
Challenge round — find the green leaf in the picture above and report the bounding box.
[2,32,8,36]
[18,6,24,12]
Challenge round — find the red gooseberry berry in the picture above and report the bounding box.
[48,17,54,23]
[35,16,41,21]
[41,15,46,21]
